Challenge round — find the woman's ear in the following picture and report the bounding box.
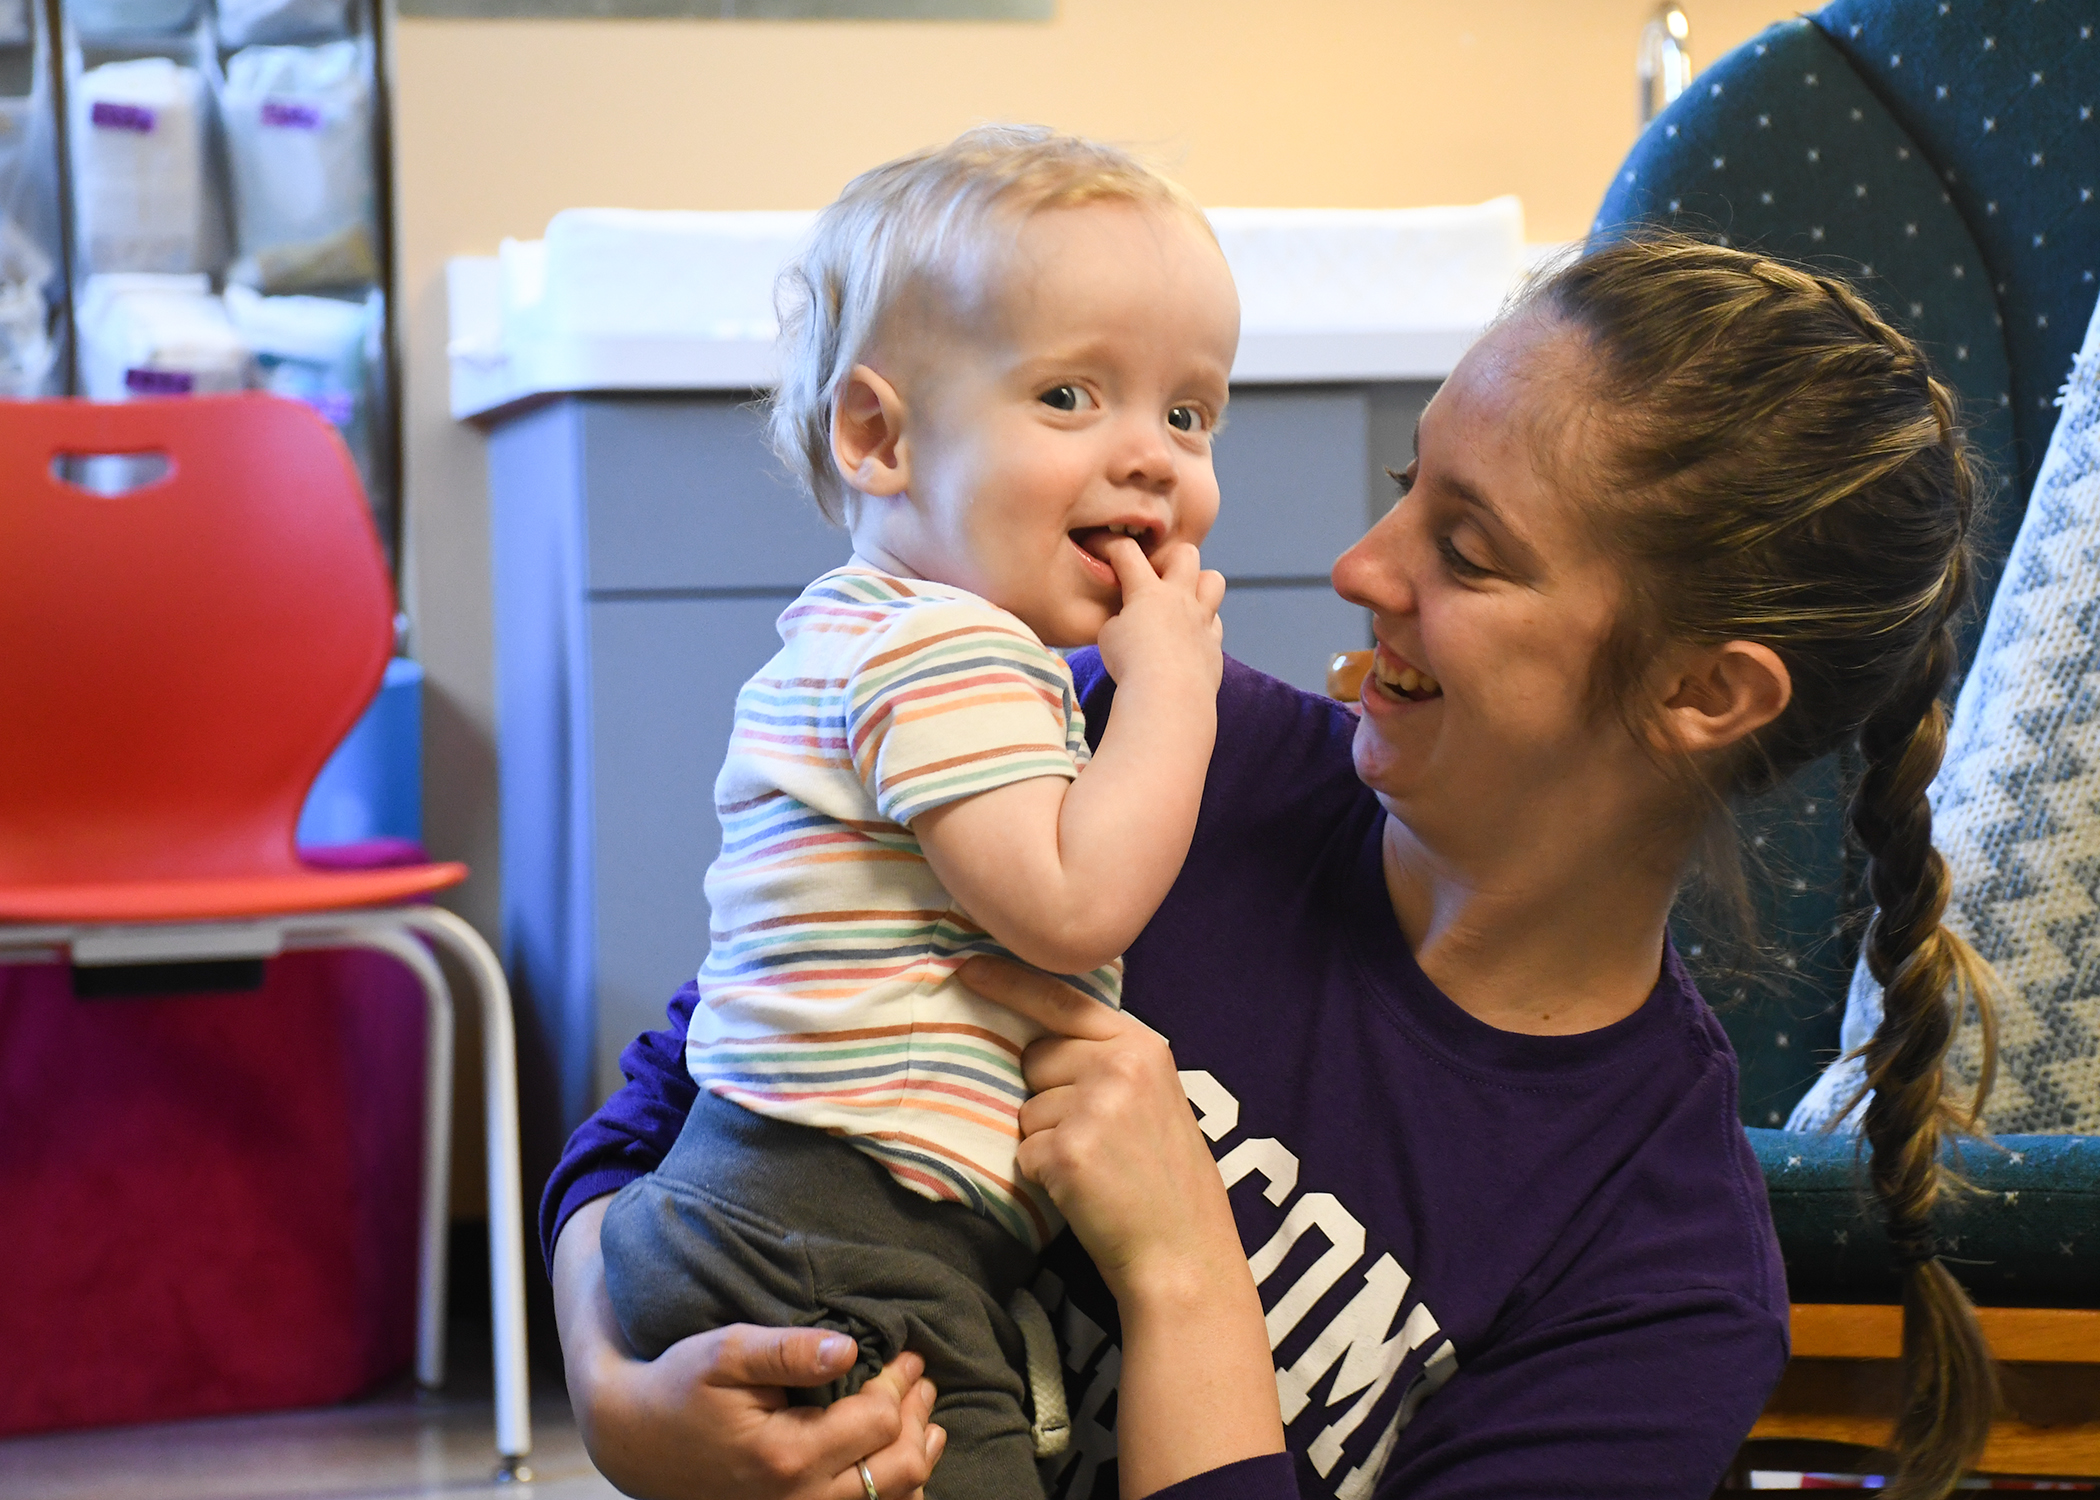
[832,365,911,498]
[1655,640,1793,756]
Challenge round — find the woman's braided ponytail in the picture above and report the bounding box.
[1532,238,2000,1498]
[1850,556,2000,1499]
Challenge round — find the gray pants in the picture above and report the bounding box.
[602,1089,1050,1499]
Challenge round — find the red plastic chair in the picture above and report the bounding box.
[0,394,531,1476]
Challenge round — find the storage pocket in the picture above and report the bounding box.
[220,40,373,287]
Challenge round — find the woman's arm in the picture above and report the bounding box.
[553,1195,948,1500]
[962,957,1286,1498]
[539,985,702,1267]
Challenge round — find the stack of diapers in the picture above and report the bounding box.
[72,58,210,274]
[216,0,352,47]
[224,282,368,454]
[1791,291,2100,1135]
[221,41,374,292]
[77,272,247,400]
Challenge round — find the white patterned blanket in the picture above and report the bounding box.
[1791,292,2100,1135]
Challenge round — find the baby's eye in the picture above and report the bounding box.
[1039,385,1092,412]
[1167,405,1204,433]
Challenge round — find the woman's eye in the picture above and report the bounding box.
[1167,405,1203,433]
[1039,385,1090,412]
[1437,535,1491,579]
[1387,465,1418,498]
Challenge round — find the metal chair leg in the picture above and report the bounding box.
[403,905,534,1480]
[282,921,455,1392]
[415,949,457,1394]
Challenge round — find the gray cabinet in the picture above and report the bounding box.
[488,380,1436,1123]
[1207,385,1431,686]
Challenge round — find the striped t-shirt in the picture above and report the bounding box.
[686,565,1120,1251]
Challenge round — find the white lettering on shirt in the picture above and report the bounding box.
[1218,1136,1299,1206]
[1252,1194,1365,1350]
[1337,1341,1458,1500]
[1038,1072,1457,1499]
[1179,1069,1241,1141]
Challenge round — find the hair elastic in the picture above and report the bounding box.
[1889,1219,1940,1266]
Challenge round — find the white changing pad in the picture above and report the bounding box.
[449,198,1537,420]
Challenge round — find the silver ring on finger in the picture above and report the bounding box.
[857,1459,880,1500]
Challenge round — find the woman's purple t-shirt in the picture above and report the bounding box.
[541,653,1790,1500]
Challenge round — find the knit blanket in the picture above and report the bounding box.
[1791,292,2100,1135]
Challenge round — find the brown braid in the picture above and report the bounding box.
[1850,550,2001,1499]
[1523,236,2001,1498]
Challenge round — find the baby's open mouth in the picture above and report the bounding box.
[1069,521,1161,564]
[1371,644,1443,702]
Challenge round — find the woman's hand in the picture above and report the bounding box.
[960,955,1238,1304]
[959,956,1285,1498]
[551,1196,946,1499]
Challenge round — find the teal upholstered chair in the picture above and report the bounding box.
[1594,0,2099,1479]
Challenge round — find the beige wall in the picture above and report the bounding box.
[393,0,1803,946]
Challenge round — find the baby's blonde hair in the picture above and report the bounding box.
[768,123,1211,523]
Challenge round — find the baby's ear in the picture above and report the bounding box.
[832,365,910,497]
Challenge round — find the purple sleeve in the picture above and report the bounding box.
[1377,1289,1785,1499]
[536,981,702,1269]
[1068,646,1112,748]
[1149,1455,1301,1500]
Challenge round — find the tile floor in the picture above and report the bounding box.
[0,1336,620,1500]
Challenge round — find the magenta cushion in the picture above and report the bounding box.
[0,943,423,1435]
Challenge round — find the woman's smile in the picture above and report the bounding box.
[1364,640,1443,705]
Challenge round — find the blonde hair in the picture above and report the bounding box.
[767,123,1211,523]
[1525,234,2000,1500]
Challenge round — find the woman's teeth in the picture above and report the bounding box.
[1372,655,1442,700]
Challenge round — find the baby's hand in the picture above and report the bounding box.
[1094,536,1226,699]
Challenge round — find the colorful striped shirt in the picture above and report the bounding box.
[685,566,1120,1250]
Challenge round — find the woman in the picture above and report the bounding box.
[544,237,1996,1500]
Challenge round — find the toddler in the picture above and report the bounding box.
[600,125,1240,1499]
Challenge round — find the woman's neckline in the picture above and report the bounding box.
[1377,810,1677,1039]
[1344,811,1684,1076]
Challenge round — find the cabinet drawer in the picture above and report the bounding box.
[586,593,793,1099]
[1207,389,1368,581]
[578,398,850,594]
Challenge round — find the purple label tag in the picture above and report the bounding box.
[90,101,156,133]
[260,100,323,129]
[124,368,194,396]
[302,391,355,426]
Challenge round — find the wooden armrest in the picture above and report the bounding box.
[1756,1305,2100,1474]
[1790,1303,2100,1362]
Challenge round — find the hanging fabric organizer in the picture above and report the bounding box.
[0,0,67,395]
[21,0,397,552]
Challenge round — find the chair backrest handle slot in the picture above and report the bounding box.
[50,451,175,496]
